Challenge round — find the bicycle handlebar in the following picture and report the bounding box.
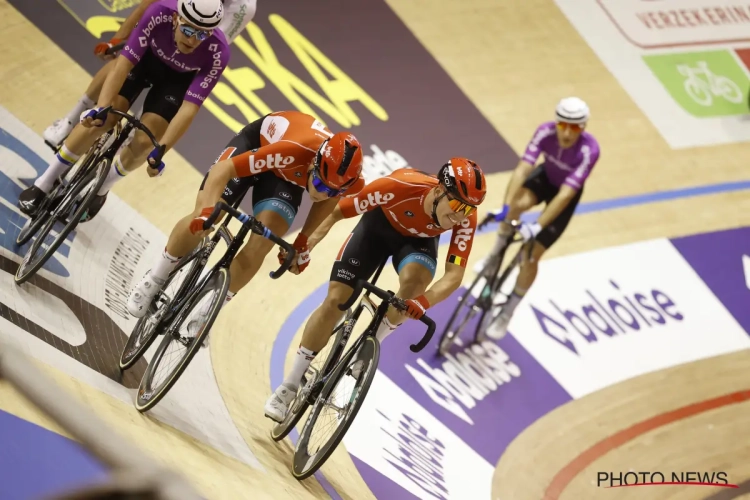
[339,279,436,353]
[94,107,161,150]
[202,202,296,279]
[104,42,126,55]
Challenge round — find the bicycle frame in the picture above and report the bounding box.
[301,260,388,404]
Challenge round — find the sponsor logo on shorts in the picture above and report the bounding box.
[165,95,178,105]
[279,191,292,200]
[411,254,436,271]
[354,191,395,215]
[248,153,295,174]
[349,258,360,266]
[336,268,355,281]
[270,200,294,219]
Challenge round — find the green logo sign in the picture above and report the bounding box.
[643,50,749,117]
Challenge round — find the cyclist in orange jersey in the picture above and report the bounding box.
[265,159,488,421]
[127,111,365,347]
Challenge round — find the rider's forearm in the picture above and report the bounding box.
[97,56,133,108]
[159,102,200,151]
[113,0,159,40]
[308,205,345,250]
[503,160,535,206]
[200,161,236,208]
[423,267,464,307]
[538,185,577,227]
[300,197,338,238]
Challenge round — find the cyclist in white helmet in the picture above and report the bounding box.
[477,96,601,339]
[42,0,257,150]
[18,0,231,221]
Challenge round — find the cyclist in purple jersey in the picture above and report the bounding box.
[18,0,230,222]
[477,97,601,340]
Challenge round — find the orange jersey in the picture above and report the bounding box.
[337,168,478,267]
[228,111,364,194]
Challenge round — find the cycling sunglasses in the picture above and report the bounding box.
[556,121,584,133]
[177,18,213,41]
[310,168,355,198]
[447,197,477,216]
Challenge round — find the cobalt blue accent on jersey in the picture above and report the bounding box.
[0,126,75,277]
[0,409,109,499]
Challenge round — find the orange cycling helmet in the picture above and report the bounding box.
[314,132,364,193]
[438,157,487,206]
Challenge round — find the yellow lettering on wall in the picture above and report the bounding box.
[233,23,351,127]
[222,67,273,118]
[204,82,263,133]
[269,14,388,126]
[85,15,124,38]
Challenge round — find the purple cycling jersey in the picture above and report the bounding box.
[121,0,230,106]
[521,121,600,190]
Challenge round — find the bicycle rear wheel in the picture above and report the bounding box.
[119,237,208,370]
[292,335,380,480]
[14,157,109,285]
[271,306,354,442]
[134,268,229,412]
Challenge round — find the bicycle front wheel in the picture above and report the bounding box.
[271,307,353,442]
[292,335,380,480]
[119,237,208,370]
[438,257,502,356]
[134,268,229,412]
[14,158,109,285]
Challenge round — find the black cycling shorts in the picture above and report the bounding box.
[198,117,304,227]
[118,51,195,123]
[330,207,439,286]
[522,163,583,249]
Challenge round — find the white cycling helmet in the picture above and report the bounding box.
[178,0,224,29]
[555,97,590,124]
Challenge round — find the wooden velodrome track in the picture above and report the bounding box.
[2,0,750,499]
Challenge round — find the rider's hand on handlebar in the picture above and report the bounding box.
[519,221,542,242]
[479,204,509,229]
[189,207,215,235]
[147,145,167,177]
[403,295,430,320]
[94,38,123,60]
[79,107,108,128]
[278,233,310,275]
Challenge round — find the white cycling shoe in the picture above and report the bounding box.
[43,119,74,149]
[264,383,298,422]
[485,307,513,340]
[127,272,165,318]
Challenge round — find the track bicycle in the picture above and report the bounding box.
[120,200,296,413]
[437,218,535,356]
[14,107,162,285]
[276,259,436,480]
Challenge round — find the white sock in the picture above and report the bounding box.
[504,287,527,313]
[64,94,96,124]
[283,346,316,390]
[150,248,181,283]
[375,316,399,343]
[34,144,80,193]
[97,155,128,196]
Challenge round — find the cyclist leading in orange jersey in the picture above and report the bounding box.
[264,160,488,421]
